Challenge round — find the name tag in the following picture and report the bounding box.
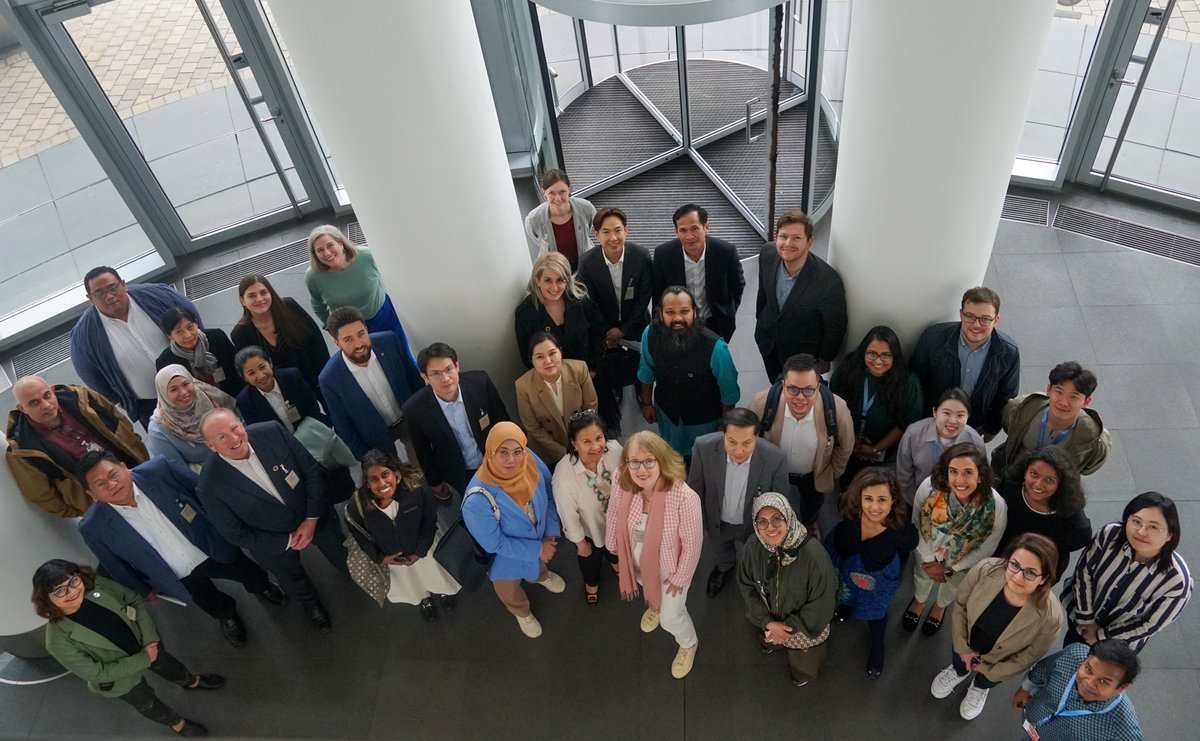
[285,403,301,424]
[1022,719,1039,740]
[479,412,490,429]
[125,606,137,622]
[624,286,635,300]
[212,367,226,384]
[285,470,300,488]
[179,504,197,523]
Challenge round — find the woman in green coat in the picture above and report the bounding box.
[33,559,222,737]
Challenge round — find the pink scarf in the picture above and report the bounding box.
[613,481,668,612]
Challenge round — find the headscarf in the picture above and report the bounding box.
[168,328,219,374]
[474,422,540,509]
[751,492,806,567]
[151,365,235,444]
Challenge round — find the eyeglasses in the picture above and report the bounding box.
[961,312,995,326]
[753,516,786,530]
[425,365,458,380]
[494,447,525,460]
[88,282,123,298]
[1127,515,1165,535]
[1006,559,1044,581]
[570,408,598,421]
[626,458,658,470]
[783,385,818,398]
[865,351,893,362]
[51,575,82,598]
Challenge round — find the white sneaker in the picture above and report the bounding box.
[959,684,990,720]
[516,613,542,638]
[930,665,970,699]
[671,643,698,679]
[640,608,660,633]
[536,571,566,593]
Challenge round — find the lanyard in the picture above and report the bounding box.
[1038,675,1122,726]
[1037,408,1077,448]
[930,439,940,469]
[862,379,877,416]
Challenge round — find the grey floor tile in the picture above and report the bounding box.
[36,135,107,200]
[176,185,255,236]
[999,306,1096,366]
[1082,304,1173,365]
[1083,428,1138,500]
[53,179,138,249]
[1017,121,1067,160]
[1155,302,1200,363]
[1144,37,1190,94]
[1183,41,1200,98]
[1166,95,1200,156]
[1135,250,1200,301]
[1018,365,1055,395]
[0,155,52,222]
[1055,227,1126,253]
[983,258,1002,295]
[1180,362,1200,422]
[991,220,1061,254]
[1120,428,1200,497]
[1097,136,1165,185]
[1039,19,1086,75]
[1157,150,1200,196]
[1126,668,1200,741]
[1026,69,1077,128]
[151,136,247,207]
[1088,363,1197,430]
[129,87,236,161]
[993,252,1079,308]
[1064,250,1154,306]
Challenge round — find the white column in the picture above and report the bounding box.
[268,1,530,392]
[828,0,1056,348]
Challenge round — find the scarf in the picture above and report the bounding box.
[613,479,669,612]
[474,422,540,510]
[751,492,806,567]
[169,329,219,375]
[917,487,997,567]
[151,365,235,444]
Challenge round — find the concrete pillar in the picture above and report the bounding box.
[268,1,531,392]
[828,0,1056,349]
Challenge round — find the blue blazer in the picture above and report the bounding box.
[78,456,237,603]
[236,368,328,430]
[462,453,561,582]
[318,332,423,459]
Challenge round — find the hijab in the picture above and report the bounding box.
[751,492,806,567]
[151,364,235,444]
[474,422,540,508]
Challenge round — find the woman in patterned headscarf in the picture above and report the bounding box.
[146,365,236,470]
[736,491,838,688]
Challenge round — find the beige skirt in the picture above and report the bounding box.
[386,529,462,605]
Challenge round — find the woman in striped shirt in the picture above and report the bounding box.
[1061,491,1193,653]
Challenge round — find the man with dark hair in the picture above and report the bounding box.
[78,451,286,648]
[909,286,1020,440]
[754,210,848,380]
[318,306,423,462]
[402,342,511,499]
[687,407,789,597]
[749,353,855,529]
[652,204,746,343]
[6,375,148,517]
[991,361,1111,482]
[70,266,200,427]
[637,287,740,458]
[1013,639,1143,740]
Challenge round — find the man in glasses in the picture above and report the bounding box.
[403,342,511,500]
[70,266,200,428]
[749,353,855,531]
[910,286,1020,441]
[78,450,286,648]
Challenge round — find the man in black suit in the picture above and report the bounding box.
[652,203,746,343]
[754,209,847,381]
[577,207,654,434]
[403,343,510,499]
[197,409,347,633]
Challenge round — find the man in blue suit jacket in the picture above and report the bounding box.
[318,306,423,462]
[78,451,287,648]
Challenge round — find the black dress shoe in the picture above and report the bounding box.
[176,719,208,737]
[921,614,944,636]
[418,597,438,622]
[834,603,853,623]
[185,674,225,691]
[219,616,247,648]
[439,594,457,612]
[259,583,288,606]
[306,603,332,633]
[901,610,921,632]
[706,567,727,598]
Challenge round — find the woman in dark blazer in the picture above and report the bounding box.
[35,559,221,736]
[155,306,243,397]
[231,273,331,399]
[234,346,327,429]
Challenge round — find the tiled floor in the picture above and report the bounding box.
[0,185,1198,739]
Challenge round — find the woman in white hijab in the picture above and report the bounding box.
[145,364,236,470]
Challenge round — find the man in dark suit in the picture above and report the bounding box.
[198,409,347,633]
[79,451,286,648]
[652,203,746,343]
[403,342,510,499]
[577,207,654,434]
[754,210,848,381]
[318,306,424,462]
[687,408,789,597]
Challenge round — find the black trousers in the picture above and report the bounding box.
[788,472,823,527]
[117,646,193,728]
[867,617,887,670]
[179,552,272,621]
[252,511,347,605]
[576,538,616,587]
[763,353,783,386]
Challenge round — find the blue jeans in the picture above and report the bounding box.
[951,650,1001,689]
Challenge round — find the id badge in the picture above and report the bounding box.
[285,404,302,424]
[180,504,197,523]
[125,606,137,621]
[624,286,635,300]
[1022,719,1039,740]
[212,367,226,383]
[479,412,490,429]
[284,470,300,488]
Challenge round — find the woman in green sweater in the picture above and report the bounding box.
[34,559,223,737]
[304,224,414,343]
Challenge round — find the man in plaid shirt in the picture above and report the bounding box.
[1012,639,1142,740]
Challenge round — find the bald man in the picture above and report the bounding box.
[5,376,148,517]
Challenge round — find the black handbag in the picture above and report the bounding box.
[600,345,640,388]
[433,487,498,592]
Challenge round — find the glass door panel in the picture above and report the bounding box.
[685,10,777,142]
[534,6,585,109]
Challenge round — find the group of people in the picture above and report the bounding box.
[5,171,1191,739]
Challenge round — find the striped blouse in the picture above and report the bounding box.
[1060,522,1193,652]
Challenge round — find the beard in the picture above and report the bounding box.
[652,319,703,354]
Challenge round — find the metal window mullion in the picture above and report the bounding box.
[575,17,593,90]
[801,0,825,213]
[676,25,690,148]
[612,25,622,74]
[527,2,565,170]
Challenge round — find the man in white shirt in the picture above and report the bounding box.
[651,204,746,343]
[78,451,287,647]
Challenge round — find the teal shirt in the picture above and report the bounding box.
[830,366,924,443]
[304,246,387,323]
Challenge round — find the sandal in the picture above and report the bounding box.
[901,610,921,632]
[585,587,599,605]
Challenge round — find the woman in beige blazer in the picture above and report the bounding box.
[516,332,598,462]
[929,533,1065,722]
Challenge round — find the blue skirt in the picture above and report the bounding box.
[828,549,902,622]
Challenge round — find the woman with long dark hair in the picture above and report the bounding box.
[997,446,1091,583]
[231,273,330,397]
[829,325,924,487]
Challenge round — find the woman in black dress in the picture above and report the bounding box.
[231,273,330,399]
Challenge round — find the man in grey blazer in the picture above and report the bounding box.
[687,407,789,597]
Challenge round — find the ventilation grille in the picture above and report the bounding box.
[1001,195,1050,225]
[346,221,365,246]
[13,332,73,377]
[182,238,309,300]
[1053,205,1200,266]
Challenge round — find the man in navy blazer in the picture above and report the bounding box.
[318,306,423,462]
[198,410,347,633]
[652,204,746,343]
[78,451,286,648]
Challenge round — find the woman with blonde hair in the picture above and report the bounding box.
[605,431,703,678]
[304,224,410,340]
